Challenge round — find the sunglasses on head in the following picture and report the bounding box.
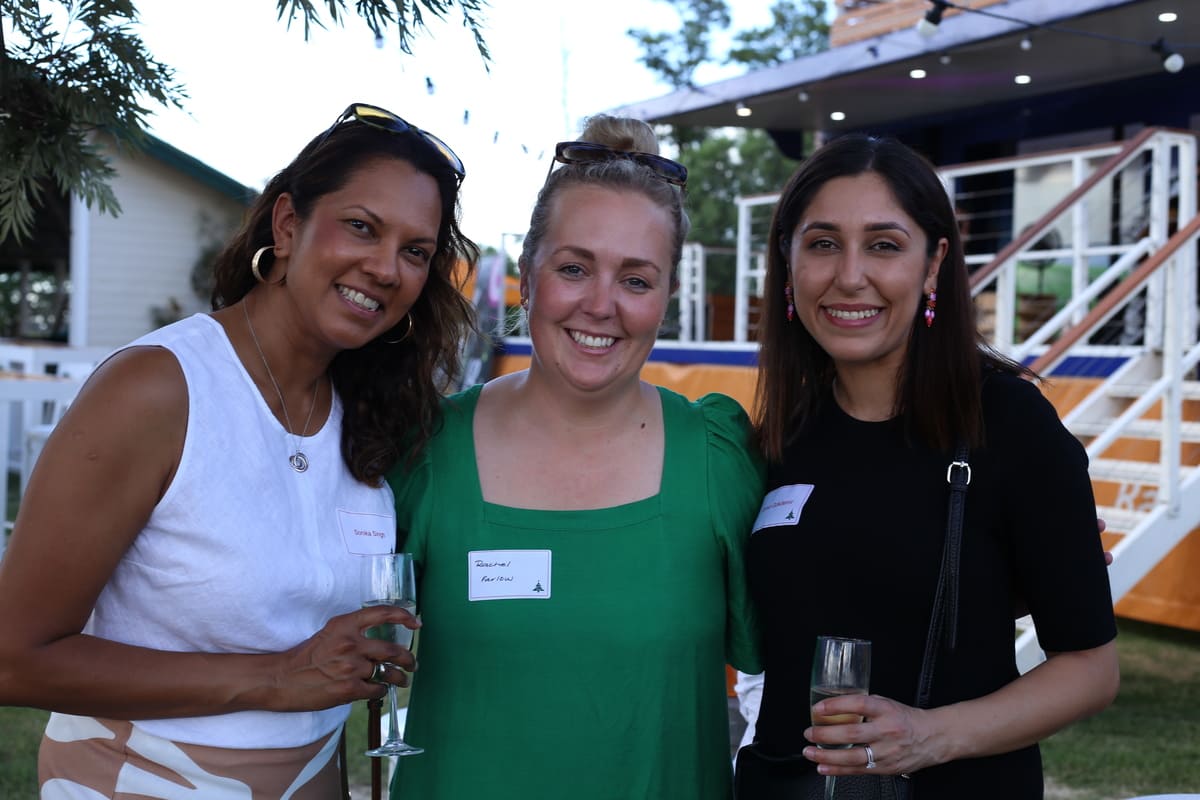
[316,103,466,182]
[548,141,688,187]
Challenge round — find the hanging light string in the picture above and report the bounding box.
[901,0,1199,53]
[369,32,559,164]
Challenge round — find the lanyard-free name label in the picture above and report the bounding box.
[468,550,552,601]
[337,509,395,554]
[752,484,815,533]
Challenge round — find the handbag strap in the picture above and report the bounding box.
[914,441,970,709]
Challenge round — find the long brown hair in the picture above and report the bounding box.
[210,114,479,484]
[754,134,1025,462]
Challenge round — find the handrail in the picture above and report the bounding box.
[1011,237,1153,363]
[939,142,1122,180]
[1029,212,1200,375]
[968,127,1161,293]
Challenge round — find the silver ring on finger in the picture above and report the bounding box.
[369,662,388,684]
[864,744,876,770]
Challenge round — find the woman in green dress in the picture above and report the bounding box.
[387,115,763,799]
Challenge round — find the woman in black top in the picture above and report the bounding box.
[746,134,1119,798]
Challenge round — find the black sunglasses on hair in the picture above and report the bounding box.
[316,103,466,182]
[549,141,688,187]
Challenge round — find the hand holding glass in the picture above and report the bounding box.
[362,552,423,757]
[810,636,871,799]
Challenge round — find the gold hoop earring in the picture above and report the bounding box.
[383,314,415,344]
[250,246,285,285]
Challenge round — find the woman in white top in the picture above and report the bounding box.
[0,102,477,798]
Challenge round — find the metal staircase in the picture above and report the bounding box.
[955,129,1200,671]
[730,127,1200,674]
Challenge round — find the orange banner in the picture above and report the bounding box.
[491,357,1200,631]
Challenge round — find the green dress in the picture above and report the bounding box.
[387,384,764,800]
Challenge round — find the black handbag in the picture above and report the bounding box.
[733,444,971,800]
[733,745,910,800]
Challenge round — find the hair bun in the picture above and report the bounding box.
[578,114,660,155]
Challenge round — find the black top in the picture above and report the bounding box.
[747,370,1117,799]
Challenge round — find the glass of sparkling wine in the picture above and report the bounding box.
[810,635,871,800]
[362,552,423,757]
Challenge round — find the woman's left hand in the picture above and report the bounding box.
[802,693,941,777]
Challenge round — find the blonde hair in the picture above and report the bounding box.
[519,114,689,285]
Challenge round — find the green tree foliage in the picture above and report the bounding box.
[627,0,731,91]
[627,1,828,291]
[0,0,490,245]
[683,128,800,292]
[0,0,184,244]
[727,0,828,68]
[685,128,799,247]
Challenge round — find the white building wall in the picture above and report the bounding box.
[82,144,247,348]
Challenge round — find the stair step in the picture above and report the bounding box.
[1095,504,1150,533]
[1089,458,1194,483]
[1107,381,1200,400]
[1070,419,1200,442]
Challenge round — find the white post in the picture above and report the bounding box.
[1070,154,1090,327]
[1145,135,1170,350]
[68,194,91,347]
[734,200,753,344]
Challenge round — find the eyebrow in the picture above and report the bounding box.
[800,220,912,236]
[549,245,664,272]
[348,205,438,245]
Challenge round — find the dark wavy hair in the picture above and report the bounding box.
[755,133,1025,462]
[210,114,479,485]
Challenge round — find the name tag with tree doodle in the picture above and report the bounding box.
[752,484,814,532]
[468,550,552,600]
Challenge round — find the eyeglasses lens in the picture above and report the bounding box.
[555,142,686,187]
[331,104,465,180]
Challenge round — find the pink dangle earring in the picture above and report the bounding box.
[924,290,937,328]
[785,281,795,322]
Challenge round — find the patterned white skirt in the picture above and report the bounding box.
[38,713,344,799]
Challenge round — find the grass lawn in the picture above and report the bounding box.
[0,621,1196,798]
[1040,618,1200,799]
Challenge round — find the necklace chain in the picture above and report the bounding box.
[242,300,321,473]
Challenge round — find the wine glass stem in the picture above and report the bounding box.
[824,775,836,800]
[384,684,401,745]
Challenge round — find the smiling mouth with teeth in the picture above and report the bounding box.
[825,307,880,321]
[570,330,616,349]
[338,285,381,312]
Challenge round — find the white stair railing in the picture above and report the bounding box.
[730,129,1199,673]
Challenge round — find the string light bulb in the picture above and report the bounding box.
[1152,38,1185,73]
[916,1,948,39]
[735,102,753,118]
[1019,35,1032,51]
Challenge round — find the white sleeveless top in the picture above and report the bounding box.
[81,313,396,748]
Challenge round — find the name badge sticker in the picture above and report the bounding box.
[752,484,815,533]
[468,550,552,601]
[337,509,395,555]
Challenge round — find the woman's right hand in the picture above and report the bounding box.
[267,604,421,711]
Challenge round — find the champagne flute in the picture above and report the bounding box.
[810,636,871,800]
[362,552,423,757]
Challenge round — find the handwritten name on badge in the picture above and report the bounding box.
[468,550,552,601]
[752,484,815,533]
[337,509,395,555]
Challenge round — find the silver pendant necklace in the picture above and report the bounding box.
[242,300,321,473]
